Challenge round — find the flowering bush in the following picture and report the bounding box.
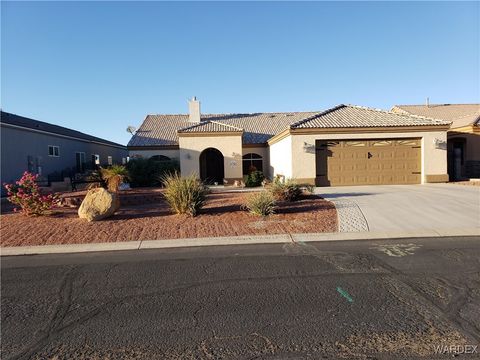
[4,172,58,216]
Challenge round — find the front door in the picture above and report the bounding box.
[452,142,465,180]
[199,148,224,184]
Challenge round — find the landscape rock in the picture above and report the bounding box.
[78,188,120,222]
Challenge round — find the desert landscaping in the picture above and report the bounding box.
[0,189,337,247]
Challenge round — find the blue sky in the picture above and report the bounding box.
[2,1,479,145]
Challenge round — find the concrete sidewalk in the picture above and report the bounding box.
[2,227,478,256]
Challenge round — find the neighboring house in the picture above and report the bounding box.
[1,111,128,191]
[128,98,451,186]
[392,104,480,180]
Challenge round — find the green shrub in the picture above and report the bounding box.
[126,158,179,187]
[268,178,302,202]
[268,179,286,201]
[242,191,277,216]
[100,165,129,192]
[245,171,265,187]
[304,184,315,194]
[162,173,209,217]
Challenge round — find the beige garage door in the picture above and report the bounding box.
[315,139,421,186]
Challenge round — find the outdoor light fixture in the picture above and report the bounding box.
[433,138,447,149]
[303,142,315,153]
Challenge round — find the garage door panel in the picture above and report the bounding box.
[380,163,395,171]
[367,175,382,184]
[395,163,408,171]
[328,164,342,172]
[379,151,395,160]
[316,138,421,186]
[407,163,420,171]
[356,175,369,184]
[356,153,368,160]
[355,163,367,171]
[339,163,352,171]
[369,162,381,171]
[381,175,395,183]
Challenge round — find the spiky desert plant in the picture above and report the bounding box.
[161,173,209,217]
[100,165,129,193]
[242,191,277,217]
[268,178,302,202]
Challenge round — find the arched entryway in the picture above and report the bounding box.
[199,148,224,184]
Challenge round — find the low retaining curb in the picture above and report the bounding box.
[1,228,479,256]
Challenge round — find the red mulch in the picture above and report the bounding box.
[0,192,337,247]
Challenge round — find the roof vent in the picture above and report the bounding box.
[426,97,430,108]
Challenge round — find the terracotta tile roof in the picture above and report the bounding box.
[392,104,480,129]
[178,121,243,133]
[291,105,451,129]
[128,105,450,148]
[128,112,321,146]
[127,115,191,147]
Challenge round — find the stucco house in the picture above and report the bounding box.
[1,111,128,191]
[128,98,451,186]
[392,103,480,180]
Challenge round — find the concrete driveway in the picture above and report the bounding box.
[317,184,480,233]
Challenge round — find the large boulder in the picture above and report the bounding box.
[78,188,120,222]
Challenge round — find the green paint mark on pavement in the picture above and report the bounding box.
[337,287,354,303]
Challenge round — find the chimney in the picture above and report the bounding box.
[426,97,430,108]
[188,96,201,122]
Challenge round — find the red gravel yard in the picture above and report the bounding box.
[0,192,337,247]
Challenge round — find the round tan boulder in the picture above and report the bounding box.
[78,188,120,222]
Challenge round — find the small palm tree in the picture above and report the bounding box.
[100,165,129,193]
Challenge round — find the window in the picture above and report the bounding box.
[344,141,367,147]
[107,156,113,165]
[91,154,100,166]
[371,140,393,147]
[122,157,127,165]
[76,152,86,172]
[48,145,60,157]
[242,153,263,175]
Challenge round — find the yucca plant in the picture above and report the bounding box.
[268,178,302,202]
[242,191,277,217]
[100,165,129,193]
[161,173,209,217]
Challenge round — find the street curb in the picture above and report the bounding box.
[1,228,479,256]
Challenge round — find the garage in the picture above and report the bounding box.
[315,138,421,186]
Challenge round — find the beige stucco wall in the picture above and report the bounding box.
[242,146,269,175]
[268,136,292,179]
[178,134,243,181]
[288,130,448,184]
[128,149,180,160]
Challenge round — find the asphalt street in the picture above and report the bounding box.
[2,236,480,359]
